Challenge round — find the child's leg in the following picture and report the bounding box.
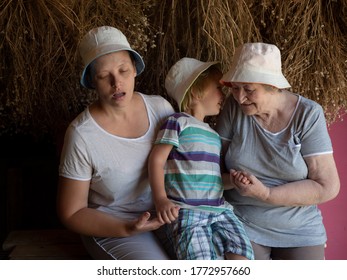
[225,252,249,260]
[211,210,254,260]
[172,209,217,260]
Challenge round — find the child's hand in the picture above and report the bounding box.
[231,169,251,185]
[230,169,270,201]
[155,198,180,224]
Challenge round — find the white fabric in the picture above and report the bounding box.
[165,58,219,111]
[79,26,145,88]
[221,43,291,89]
[59,93,175,220]
[81,232,170,260]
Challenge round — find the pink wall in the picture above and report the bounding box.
[319,115,347,260]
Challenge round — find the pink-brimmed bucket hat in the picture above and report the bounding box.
[165,57,220,111]
[79,26,145,89]
[220,43,291,89]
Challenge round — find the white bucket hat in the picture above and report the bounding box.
[165,57,219,111]
[79,26,145,89]
[220,43,291,89]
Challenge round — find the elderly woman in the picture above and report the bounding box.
[57,26,175,259]
[216,42,340,260]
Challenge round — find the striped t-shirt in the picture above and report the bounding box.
[155,112,224,207]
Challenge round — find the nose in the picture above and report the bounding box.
[232,88,247,104]
[111,75,121,90]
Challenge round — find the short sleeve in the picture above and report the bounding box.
[59,125,92,181]
[155,114,181,148]
[299,102,333,157]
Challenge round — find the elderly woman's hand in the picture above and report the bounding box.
[230,169,270,201]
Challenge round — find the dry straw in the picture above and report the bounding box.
[0,0,346,138]
[250,0,347,123]
[0,0,157,137]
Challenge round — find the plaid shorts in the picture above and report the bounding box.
[165,208,254,260]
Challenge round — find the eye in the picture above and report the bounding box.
[96,74,109,80]
[245,89,255,94]
[231,86,240,92]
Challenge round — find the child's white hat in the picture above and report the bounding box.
[79,26,145,89]
[220,43,291,89]
[165,57,219,111]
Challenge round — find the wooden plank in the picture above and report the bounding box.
[9,244,90,260]
[3,229,82,251]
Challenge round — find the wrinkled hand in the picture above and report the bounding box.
[230,169,270,201]
[155,198,180,224]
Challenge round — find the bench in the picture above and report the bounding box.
[2,229,91,260]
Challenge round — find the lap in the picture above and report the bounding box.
[252,242,325,260]
[81,231,170,260]
[168,209,253,260]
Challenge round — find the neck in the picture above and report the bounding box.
[185,107,205,122]
[255,91,297,132]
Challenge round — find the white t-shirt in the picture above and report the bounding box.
[59,93,175,219]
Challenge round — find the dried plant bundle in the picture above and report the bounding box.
[0,0,346,138]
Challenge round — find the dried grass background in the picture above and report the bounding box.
[1,0,346,139]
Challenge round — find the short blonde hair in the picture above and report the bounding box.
[181,65,221,112]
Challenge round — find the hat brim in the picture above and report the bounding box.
[80,45,145,89]
[220,69,291,89]
[175,61,220,111]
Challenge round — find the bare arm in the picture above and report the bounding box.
[222,172,235,190]
[220,139,236,190]
[148,144,180,223]
[220,139,229,173]
[231,153,340,206]
[57,177,164,237]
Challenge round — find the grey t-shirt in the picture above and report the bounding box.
[216,94,332,247]
[59,93,175,220]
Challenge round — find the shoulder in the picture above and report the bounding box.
[295,95,326,122]
[64,108,96,142]
[161,112,189,129]
[168,112,189,120]
[140,92,171,107]
[297,95,322,110]
[139,92,175,116]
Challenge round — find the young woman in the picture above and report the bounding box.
[57,26,175,259]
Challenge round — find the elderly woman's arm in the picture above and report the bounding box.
[231,153,340,206]
[57,177,164,237]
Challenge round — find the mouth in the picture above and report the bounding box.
[112,92,126,99]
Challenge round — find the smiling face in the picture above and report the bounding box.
[228,83,272,115]
[91,51,137,107]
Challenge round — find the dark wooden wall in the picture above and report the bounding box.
[0,135,62,251]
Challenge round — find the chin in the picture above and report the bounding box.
[241,107,255,116]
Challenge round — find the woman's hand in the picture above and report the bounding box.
[230,169,270,201]
[129,211,165,235]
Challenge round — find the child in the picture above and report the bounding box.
[148,57,254,260]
